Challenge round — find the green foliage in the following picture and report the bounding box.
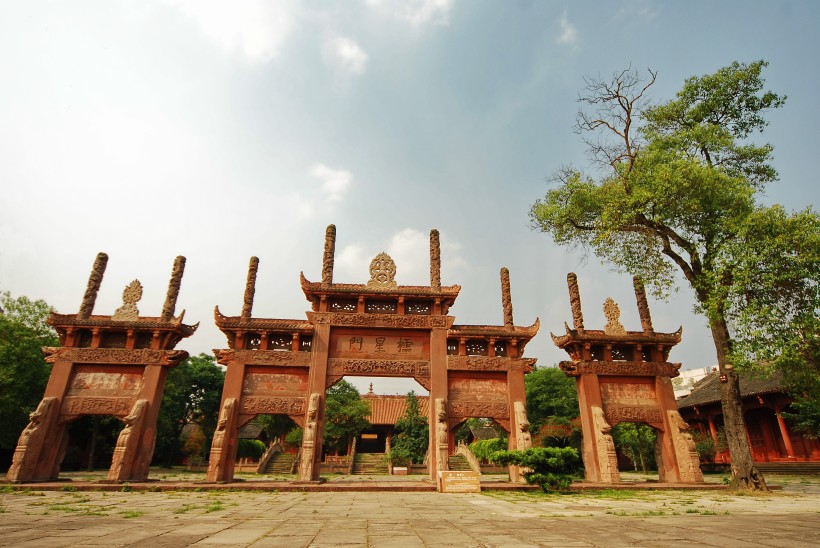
[727,205,819,437]
[236,439,266,460]
[611,422,656,473]
[155,353,225,466]
[536,416,582,450]
[469,438,507,461]
[391,391,429,464]
[386,445,412,467]
[528,61,818,485]
[322,380,370,453]
[490,447,580,492]
[255,414,298,442]
[0,292,58,451]
[524,367,579,432]
[284,427,303,448]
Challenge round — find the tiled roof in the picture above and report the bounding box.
[677,369,785,409]
[469,426,501,441]
[361,394,430,425]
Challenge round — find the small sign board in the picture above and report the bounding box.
[438,470,481,493]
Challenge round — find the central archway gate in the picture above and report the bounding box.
[206,226,538,482]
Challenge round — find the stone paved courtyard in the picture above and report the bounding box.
[2,475,819,547]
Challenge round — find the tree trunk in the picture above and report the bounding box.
[710,317,768,490]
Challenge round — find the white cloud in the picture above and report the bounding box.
[309,163,354,202]
[556,10,577,46]
[366,0,454,26]
[162,0,297,62]
[324,35,369,75]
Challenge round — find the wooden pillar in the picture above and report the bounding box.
[775,407,796,459]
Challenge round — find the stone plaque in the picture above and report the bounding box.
[330,333,428,359]
[438,470,481,493]
[66,366,144,398]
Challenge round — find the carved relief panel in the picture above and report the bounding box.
[61,365,145,417]
[447,373,509,420]
[599,377,663,427]
[239,366,308,416]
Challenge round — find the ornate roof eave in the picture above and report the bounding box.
[49,312,199,336]
[551,322,682,347]
[213,306,314,333]
[299,272,461,300]
[449,317,540,341]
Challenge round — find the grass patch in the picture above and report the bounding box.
[58,485,78,492]
[173,503,202,514]
[121,510,144,518]
[204,500,224,513]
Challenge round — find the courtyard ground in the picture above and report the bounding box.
[1,473,818,547]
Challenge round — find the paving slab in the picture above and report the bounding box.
[2,474,819,547]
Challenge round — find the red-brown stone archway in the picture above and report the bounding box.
[206,226,539,483]
[6,254,196,483]
[552,273,703,484]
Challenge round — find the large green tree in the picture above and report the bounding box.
[524,366,580,431]
[0,292,58,459]
[155,353,224,466]
[323,380,370,454]
[530,61,817,490]
[390,391,429,464]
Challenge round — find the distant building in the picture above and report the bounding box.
[672,366,713,398]
[677,370,820,463]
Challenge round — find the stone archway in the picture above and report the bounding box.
[6,254,195,483]
[205,226,539,483]
[552,273,703,484]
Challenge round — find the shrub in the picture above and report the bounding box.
[489,447,580,492]
[237,439,266,460]
[469,438,507,461]
[284,427,303,448]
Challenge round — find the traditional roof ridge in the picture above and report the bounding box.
[49,312,199,333]
[677,369,785,409]
[213,306,313,331]
[551,322,682,346]
[450,318,540,339]
[300,272,461,296]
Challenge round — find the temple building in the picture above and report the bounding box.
[677,370,820,465]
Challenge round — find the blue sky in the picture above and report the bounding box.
[1,1,817,394]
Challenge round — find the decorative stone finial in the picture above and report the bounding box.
[567,272,584,331]
[603,298,626,335]
[160,256,186,321]
[242,256,259,319]
[78,252,108,319]
[501,267,514,328]
[113,280,143,321]
[430,229,441,289]
[633,276,654,334]
[322,224,336,286]
[367,252,397,288]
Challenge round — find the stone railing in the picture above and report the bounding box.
[347,437,357,475]
[454,440,482,473]
[255,440,282,474]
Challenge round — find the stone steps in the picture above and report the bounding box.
[263,453,295,474]
[352,453,388,475]
[448,455,472,471]
[756,462,820,475]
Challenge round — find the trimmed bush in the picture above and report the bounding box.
[489,447,580,492]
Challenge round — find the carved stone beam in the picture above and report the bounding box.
[567,272,584,332]
[241,256,259,320]
[322,224,336,286]
[430,229,441,289]
[633,276,654,334]
[501,267,514,328]
[160,256,186,321]
[78,252,109,319]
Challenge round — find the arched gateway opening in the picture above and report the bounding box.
[206,226,539,483]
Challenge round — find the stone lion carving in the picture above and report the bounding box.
[109,399,148,481]
[514,401,532,451]
[7,397,57,482]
